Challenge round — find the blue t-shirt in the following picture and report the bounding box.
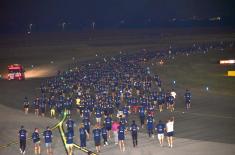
[95,109,102,118]
[130,123,138,134]
[105,117,112,127]
[139,107,145,116]
[123,107,129,116]
[93,129,101,141]
[101,127,107,136]
[66,131,73,144]
[147,116,154,129]
[118,125,126,139]
[185,92,191,101]
[66,119,74,130]
[43,130,53,143]
[32,132,40,143]
[156,123,165,134]
[83,118,90,129]
[79,127,86,138]
[19,129,27,140]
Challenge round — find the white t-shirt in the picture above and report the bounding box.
[166,121,174,132]
[171,91,176,98]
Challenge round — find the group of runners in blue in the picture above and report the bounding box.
[19,40,233,154]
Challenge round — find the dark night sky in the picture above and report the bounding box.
[0,0,234,33]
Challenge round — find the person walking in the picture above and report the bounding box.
[155,120,165,147]
[101,124,108,146]
[23,97,29,114]
[184,89,192,110]
[32,128,41,155]
[79,123,89,148]
[66,130,74,155]
[166,117,174,148]
[130,120,139,147]
[118,122,126,152]
[146,114,154,138]
[112,121,120,145]
[18,125,27,154]
[93,124,102,153]
[43,126,53,155]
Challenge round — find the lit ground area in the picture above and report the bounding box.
[0,28,235,155]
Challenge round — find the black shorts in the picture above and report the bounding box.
[106,126,111,131]
[167,131,174,137]
[24,105,29,108]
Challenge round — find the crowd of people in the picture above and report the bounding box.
[19,40,234,154]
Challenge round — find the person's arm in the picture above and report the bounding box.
[86,130,90,139]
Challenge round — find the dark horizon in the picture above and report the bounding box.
[0,0,235,34]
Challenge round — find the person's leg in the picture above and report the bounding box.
[114,132,118,144]
[167,136,170,147]
[122,140,125,152]
[38,143,41,155]
[132,134,135,147]
[22,140,26,153]
[49,145,53,155]
[20,140,23,153]
[119,140,122,151]
[84,139,87,147]
[136,133,138,146]
[170,136,173,148]
[140,117,144,128]
[105,135,108,145]
[158,134,161,145]
[34,144,37,154]
[26,108,29,114]
[46,146,49,155]
[98,145,101,152]
[70,145,72,155]
[148,129,151,137]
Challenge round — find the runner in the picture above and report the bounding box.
[50,104,56,119]
[184,89,192,110]
[146,114,154,138]
[166,117,174,148]
[43,126,53,155]
[101,123,108,146]
[18,125,27,154]
[130,120,139,147]
[104,115,112,139]
[33,97,40,117]
[40,99,46,117]
[155,120,165,147]
[32,128,41,155]
[95,107,102,125]
[66,116,76,137]
[93,124,102,153]
[118,122,126,152]
[23,97,29,115]
[168,94,175,112]
[66,130,74,155]
[79,123,89,148]
[112,121,120,145]
[83,117,91,135]
[139,106,146,128]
